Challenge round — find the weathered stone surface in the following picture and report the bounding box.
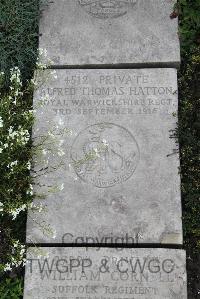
[39,0,180,67]
[23,247,187,299]
[26,68,182,244]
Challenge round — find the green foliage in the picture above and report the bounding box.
[0,68,34,274]
[178,47,200,251]
[0,278,23,299]
[176,0,200,51]
[177,1,200,298]
[0,65,59,284]
[0,70,34,213]
[0,0,39,83]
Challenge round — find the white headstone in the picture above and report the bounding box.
[39,0,180,66]
[26,68,182,244]
[24,247,187,299]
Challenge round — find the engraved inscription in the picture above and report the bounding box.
[39,73,176,116]
[25,249,186,299]
[78,0,137,19]
[71,123,140,187]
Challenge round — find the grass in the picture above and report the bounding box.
[0,0,199,298]
[0,278,23,298]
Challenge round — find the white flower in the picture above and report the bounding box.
[44,158,49,166]
[22,258,27,267]
[38,204,44,213]
[4,263,12,272]
[0,116,3,128]
[59,140,64,146]
[13,240,20,248]
[50,70,58,79]
[42,149,47,156]
[26,184,33,196]
[68,129,73,136]
[93,148,100,157]
[10,67,22,87]
[37,62,46,69]
[11,210,18,219]
[51,229,56,239]
[47,131,55,138]
[9,204,26,220]
[58,148,65,156]
[8,126,13,134]
[0,202,3,212]
[59,183,64,191]
[9,130,17,139]
[29,202,44,213]
[7,160,18,171]
[27,161,31,170]
[30,78,37,86]
[4,143,8,148]
[0,148,3,154]
[20,247,26,255]
[38,48,48,57]
[13,97,17,105]
[7,127,30,145]
[15,90,23,97]
[37,49,52,68]
[58,119,64,126]
[7,160,18,169]
[21,204,26,210]
[102,139,108,146]
[29,109,36,114]
[11,160,18,167]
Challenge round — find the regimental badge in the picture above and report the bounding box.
[78,0,138,19]
[71,123,140,188]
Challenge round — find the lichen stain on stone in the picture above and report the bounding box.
[110,195,129,214]
[161,233,182,244]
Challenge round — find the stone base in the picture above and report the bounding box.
[24,247,187,299]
